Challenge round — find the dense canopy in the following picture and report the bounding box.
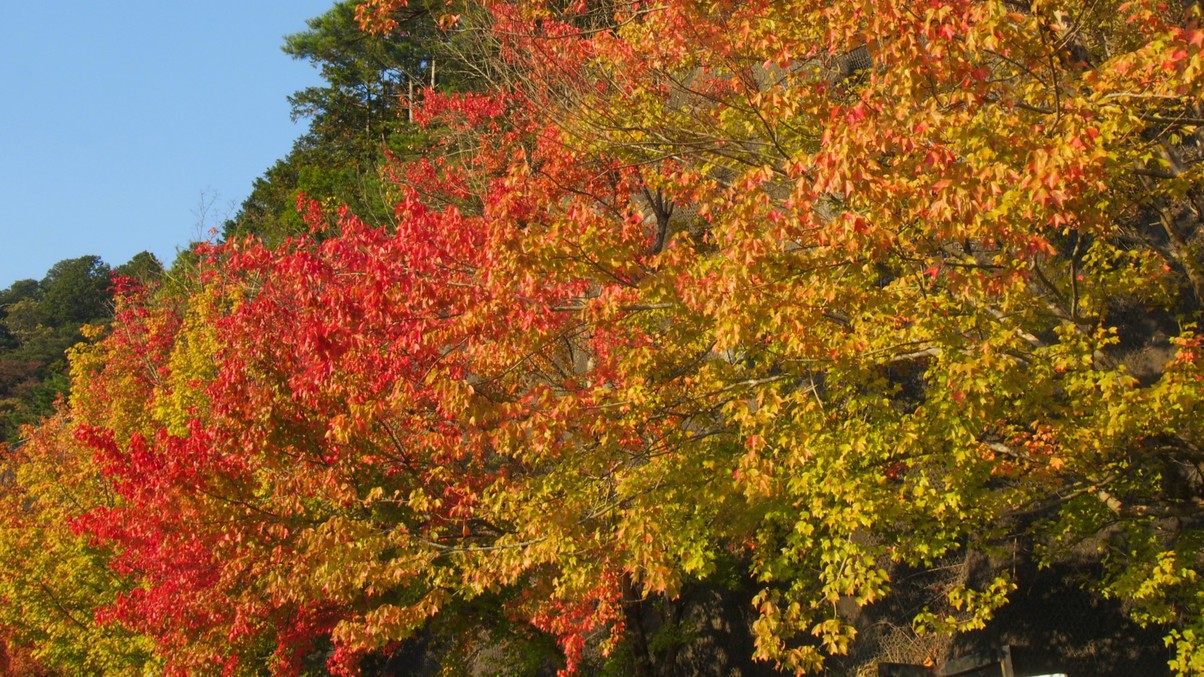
[2,0,1203,674]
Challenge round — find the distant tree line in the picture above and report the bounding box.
[0,253,162,443]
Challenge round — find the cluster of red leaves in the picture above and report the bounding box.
[49,111,650,671]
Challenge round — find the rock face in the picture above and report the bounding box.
[611,556,1169,677]
[951,562,1171,677]
[364,558,1169,676]
[831,554,1172,677]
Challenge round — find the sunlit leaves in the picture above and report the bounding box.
[2,0,1202,675]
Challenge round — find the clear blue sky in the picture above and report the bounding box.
[0,1,337,289]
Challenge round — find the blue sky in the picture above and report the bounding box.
[0,1,337,289]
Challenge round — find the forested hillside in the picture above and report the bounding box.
[0,254,162,444]
[2,0,1203,675]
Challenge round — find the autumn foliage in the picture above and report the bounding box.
[2,0,1204,674]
